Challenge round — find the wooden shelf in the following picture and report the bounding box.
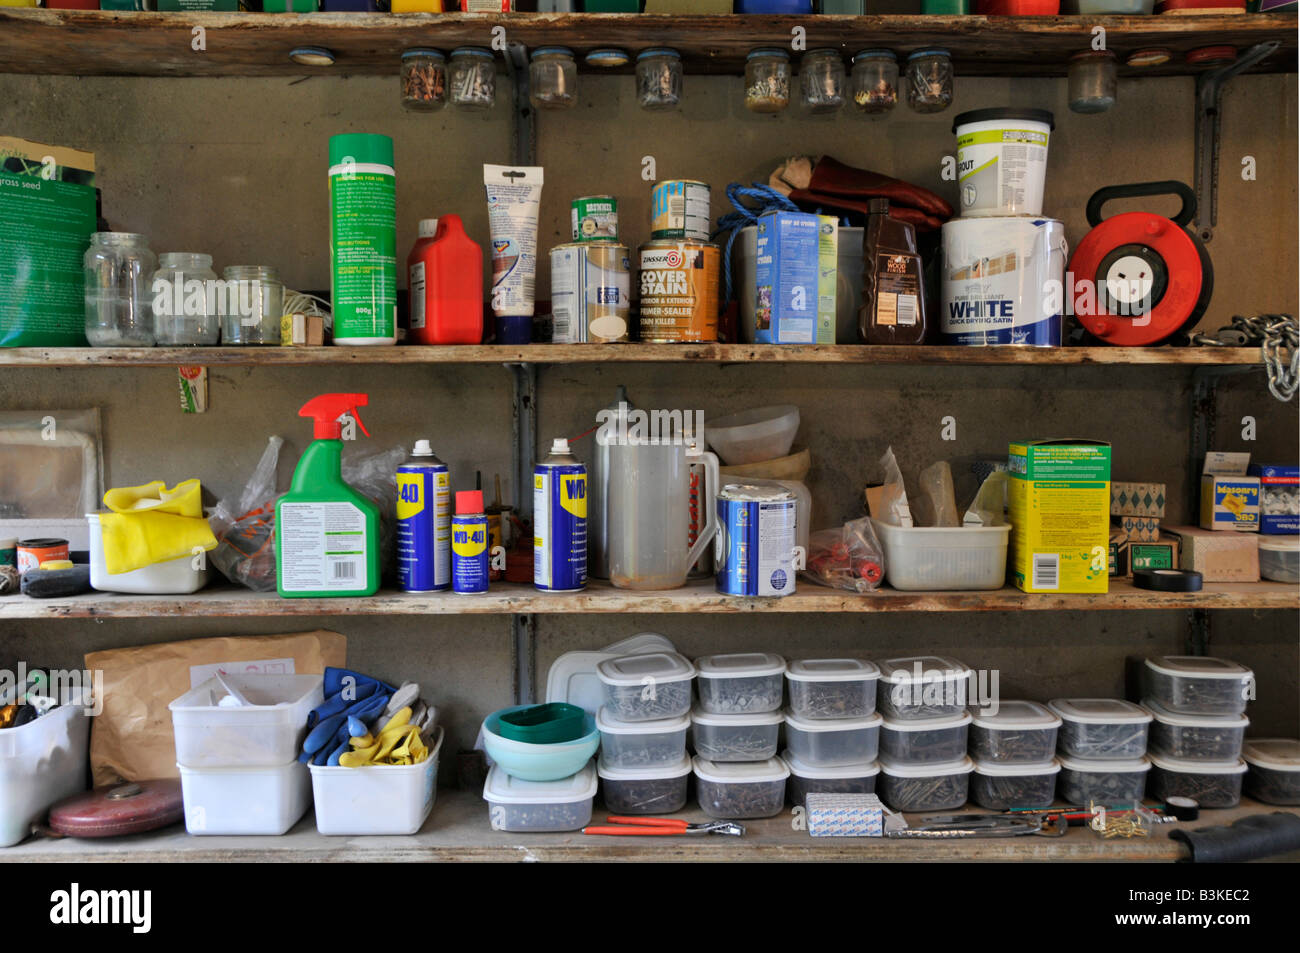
[0,11,1294,78]
[2,577,1295,620]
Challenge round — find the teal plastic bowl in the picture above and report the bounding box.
[483,706,600,782]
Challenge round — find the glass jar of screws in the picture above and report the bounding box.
[745,48,791,114]
[800,48,845,114]
[636,47,682,110]
[530,46,577,110]
[905,48,953,114]
[1068,50,1118,115]
[449,47,496,110]
[851,49,899,115]
[400,49,447,112]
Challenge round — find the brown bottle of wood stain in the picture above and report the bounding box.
[859,198,928,345]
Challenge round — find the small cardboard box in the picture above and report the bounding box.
[1249,463,1299,535]
[815,216,838,344]
[1128,533,1180,577]
[1200,452,1260,532]
[755,211,823,344]
[1115,515,1160,543]
[1164,525,1260,582]
[1111,482,1167,518]
[1108,529,1128,577]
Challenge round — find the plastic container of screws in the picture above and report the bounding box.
[875,655,973,722]
[1048,698,1152,761]
[877,755,973,812]
[1057,755,1150,805]
[905,48,953,114]
[969,700,1062,764]
[449,47,496,110]
[1144,698,1248,762]
[970,758,1060,810]
[400,49,447,112]
[851,50,899,114]
[636,48,682,110]
[596,708,689,770]
[1141,656,1255,717]
[782,750,879,808]
[1242,738,1300,805]
[483,760,597,832]
[695,653,786,714]
[597,753,691,815]
[745,48,791,114]
[690,707,782,762]
[693,756,789,819]
[1147,752,1246,809]
[596,652,695,723]
[784,709,882,767]
[880,711,971,765]
[785,658,880,720]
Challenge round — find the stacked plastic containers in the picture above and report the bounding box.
[875,656,974,811]
[1141,655,1254,809]
[968,700,1062,809]
[1048,697,1152,805]
[691,654,789,819]
[781,658,882,809]
[168,674,322,835]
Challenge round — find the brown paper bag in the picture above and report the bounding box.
[85,630,346,786]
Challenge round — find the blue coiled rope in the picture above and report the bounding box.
[711,183,802,314]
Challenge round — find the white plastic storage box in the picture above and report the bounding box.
[785,658,880,720]
[1057,755,1150,804]
[782,750,879,808]
[694,653,786,714]
[1142,656,1254,717]
[1147,752,1246,809]
[178,760,311,835]
[877,756,973,812]
[880,711,971,765]
[968,700,1061,764]
[870,518,1011,591]
[1144,699,1247,763]
[784,709,881,767]
[483,761,597,832]
[693,756,789,819]
[0,699,90,848]
[87,512,211,594]
[690,707,782,762]
[596,652,695,723]
[169,673,323,768]
[1259,537,1300,583]
[971,759,1060,810]
[1048,698,1152,761]
[596,708,689,770]
[309,726,444,836]
[876,655,973,721]
[1242,738,1300,805]
[597,754,691,815]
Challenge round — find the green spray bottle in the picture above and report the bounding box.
[276,393,381,598]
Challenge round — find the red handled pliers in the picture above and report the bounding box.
[582,816,745,836]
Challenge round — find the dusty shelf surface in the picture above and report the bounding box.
[1,577,1295,620]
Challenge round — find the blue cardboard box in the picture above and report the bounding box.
[1249,463,1299,534]
[754,211,821,344]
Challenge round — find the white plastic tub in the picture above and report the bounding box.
[597,754,691,815]
[1145,699,1247,763]
[309,726,443,836]
[694,652,786,714]
[179,760,311,835]
[1259,537,1300,583]
[969,700,1061,764]
[690,707,782,762]
[87,512,211,594]
[596,652,695,723]
[484,761,597,832]
[870,518,1011,591]
[786,658,880,720]
[693,756,789,819]
[784,710,881,767]
[877,756,973,812]
[1142,656,1254,717]
[876,655,973,721]
[971,759,1059,810]
[1049,698,1152,761]
[952,108,1054,218]
[704,406,800,466]
[880,711,971,765]
[782,750,879,808]
[596,708,689,770]
[1058,755,1150,804]
[169,674,323,768]
[0,700,90,847]
[1242,738,1300,806]
[1147,752,1246,809]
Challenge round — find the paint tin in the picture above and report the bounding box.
[940,216,1067,347]
[0,538,16,595]
[571,195,619,242]
[637,239,720,343]
[651,179,711,241]
[550,242,631,343]
[396,440,451,592]
[715,485,797,598]
[534,438,587,592]
[17,538,69,576]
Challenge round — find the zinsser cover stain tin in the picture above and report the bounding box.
[638,240,720,343]
[651,179,711,241]
[550,242,631,343]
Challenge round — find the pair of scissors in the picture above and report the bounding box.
[582,816,745,837]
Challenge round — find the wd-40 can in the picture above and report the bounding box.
[534,437,587,592]
[715,484,797,597]
[396,440,451,592]
[452,490,490,594]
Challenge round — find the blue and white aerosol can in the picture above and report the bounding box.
[452,490,490,594]
[534,437,587,592]
[396,440,451,592]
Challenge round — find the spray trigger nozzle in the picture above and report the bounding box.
[299,393,371,441]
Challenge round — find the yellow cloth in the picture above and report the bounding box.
[97,479,217,575]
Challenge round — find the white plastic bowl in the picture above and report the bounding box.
[705,405,800,466]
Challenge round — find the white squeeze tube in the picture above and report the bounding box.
[483,164,544,325]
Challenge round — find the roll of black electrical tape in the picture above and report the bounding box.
[1133,569,1204,592]
[1166,796,1200,822]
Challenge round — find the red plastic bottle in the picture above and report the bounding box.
[407,214,484,345]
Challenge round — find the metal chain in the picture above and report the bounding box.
[1184,313,1298,402]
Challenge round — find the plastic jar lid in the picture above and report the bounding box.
[1147,752,1247,775]
[1058,755,1151,774]
[596,708,689,735]
[1258,536,1300,553]
[692,756,790,784]
[804,48,841,58]
[531,46,575,59]
[782,750,880,780]
[690,706,783,728]
[907,48,951,61]
[786,658,881,683]
[1144,655,1254,680]
[636,47,680,61]
[853,49,897,62]
[747,48,790,61]
[482,761,597,804]
[597,753,692,782]
[881,711,972,732]
[969,700,1062,731]
[878,755,974,778]
[876,655,971,685]
[596,652,695,687]
[1142,698,1249,728]
[784,709,882,733]
[1047,698,1153,725]
[973,758,1061,778]
[695,652,786,680]
[1242,738,1300,772]
[952,107,1056,133]
[451,47,494,59]
[402,48,445,61]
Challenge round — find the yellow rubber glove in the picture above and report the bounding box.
[97,479,217,574]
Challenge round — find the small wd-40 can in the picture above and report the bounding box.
[396,440,451,592]
[452,490,490,594]
[534,437,587,592]
[715,484,797,597]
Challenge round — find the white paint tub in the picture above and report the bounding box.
[953,108,1055,218]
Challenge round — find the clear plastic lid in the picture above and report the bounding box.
[1258,536,1300,553]
[695,652,786,680]
[1058,755,1151,774]
[1147,752,1247,775]
[973,758,1061,778]
[1242,738,1300,772]
[596,652,695,687]
[1047,698,1153,725]
[969,700,1062,730]
[876,655,972,685]
[1142,698,1250,729]
[690,706,783,728]
[877,755,974,779]
[881,711,972,732]
[786,659,881,683]
[781,750,881,780]
[482,761,597,804]
[597,753,692,782]
[596,708,690,735]
[784,709,882,733]
[692,756,790,785]
[1144,656,1254,680]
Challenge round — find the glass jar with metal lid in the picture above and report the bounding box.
[152,253,219,346]
[220,265,283,346]
[800,49,845,113]
[449,47,496,110]
[636,48,682,110]
[84,232,157,347]
[530,47,577,110]
[851,49,899,114]
[1068,50,1118,114]
[905,48,953,113]
[745,48,791,114]
[400,49,447,112]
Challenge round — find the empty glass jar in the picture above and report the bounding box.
[450,47,496,110]
[220,265,283,346]
[852,49,899,114]
[636,48,682,110]
[530,47,577,110]
[84,232,156,347]
[800,49,845,113]
[152,253,218,346]
[906,48,953,113]
[400,49,446,112]
[1069,50,1118,114]
[745,48,791,114]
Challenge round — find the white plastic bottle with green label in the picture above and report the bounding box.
[329,133,398,345]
